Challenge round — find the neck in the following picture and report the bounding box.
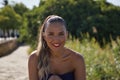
[50,47,66,58]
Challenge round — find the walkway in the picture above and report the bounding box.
[0,45,30,80]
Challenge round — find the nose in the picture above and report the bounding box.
[52,36,60,42]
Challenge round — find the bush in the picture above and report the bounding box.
[65,34,120,80]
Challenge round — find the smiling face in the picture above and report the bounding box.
[43,22,68,52]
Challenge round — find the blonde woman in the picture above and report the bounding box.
[28,15,86,80]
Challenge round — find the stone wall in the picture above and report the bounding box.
[0,39,18,57]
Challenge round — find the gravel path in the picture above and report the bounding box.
[0,45,30,80]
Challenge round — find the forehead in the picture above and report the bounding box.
[45,22,66,32]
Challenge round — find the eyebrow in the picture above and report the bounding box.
[48,31,64,33]
[59,31,64,33]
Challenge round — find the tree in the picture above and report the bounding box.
[22,0,120,46]
[0,5,22,37]
[12,3,29,16]
[3,0,8,6]
[36,0,120,45]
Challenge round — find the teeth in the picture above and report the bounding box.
[53,44,60,47]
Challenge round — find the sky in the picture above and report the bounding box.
[107,0,120,6]
[0,0,120,9]
[0,0,40,9]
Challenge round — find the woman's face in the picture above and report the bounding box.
[43,22,68,52]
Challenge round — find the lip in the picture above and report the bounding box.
[52,43,61,47]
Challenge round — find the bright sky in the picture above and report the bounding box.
[0,0,40,9]
[0,0,120,9]
[107,0,120,6]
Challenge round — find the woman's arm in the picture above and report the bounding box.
[28,51,39,80]
[73,53,86,80]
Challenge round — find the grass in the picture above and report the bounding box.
[65,35,120,80]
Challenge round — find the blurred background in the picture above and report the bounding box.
[0,0,120,80]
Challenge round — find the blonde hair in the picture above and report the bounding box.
[37,15,66,80]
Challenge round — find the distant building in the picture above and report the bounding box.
[0,29,4,37]
[0,29,19,38]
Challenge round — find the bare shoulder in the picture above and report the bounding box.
[28,50,39,80]
[28,50,38,64]
[29,50,38,59]
[68,49,84,60]
[67,49,86,80]
[67,49,85,65]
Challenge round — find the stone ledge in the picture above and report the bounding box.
[0,39,18,57]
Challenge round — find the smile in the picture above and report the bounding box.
[52,43,61,47]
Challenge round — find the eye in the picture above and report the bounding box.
[59,32,64,36]
[48,32,54,36]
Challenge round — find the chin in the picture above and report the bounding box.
[49,46,63,52]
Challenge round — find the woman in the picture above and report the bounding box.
[28,15,86,80]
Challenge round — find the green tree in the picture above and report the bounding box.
[22,0,120,46]
[12,3,29,16]
[3,0,8,6]
[0,5,22,37]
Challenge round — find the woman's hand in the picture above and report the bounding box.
[48,75,62,80]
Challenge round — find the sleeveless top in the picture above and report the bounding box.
[46,71,75,80]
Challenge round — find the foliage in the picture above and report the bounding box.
[65,34,120,80]
[12,3,29,16]
[0,5,22,30]
[30,0,120,46]
[18,8,40,47]
[3,0,8,6]
[11,3,30,43]
[15,0,120,48]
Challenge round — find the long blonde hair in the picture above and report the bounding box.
[37,15,66,80]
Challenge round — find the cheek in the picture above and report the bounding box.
[60,36,67,43]
[44,36,53,43]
